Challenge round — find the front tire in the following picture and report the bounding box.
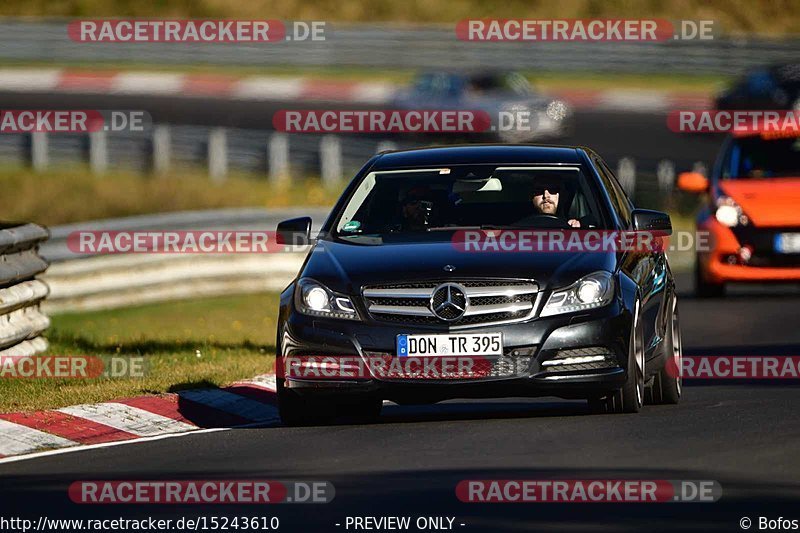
[588,300,644,414]
[277,378,328,426]
[277,378,382,426]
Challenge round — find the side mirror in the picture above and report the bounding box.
[276,217,312,246]
[677,172,709,194]
[632,209,672,236]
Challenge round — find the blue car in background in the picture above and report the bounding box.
[393,71,572,142]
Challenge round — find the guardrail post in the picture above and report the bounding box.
[30,132,48,171]
[152,125,171,175]
[617,157,636,198]
[208,128,228,182]
[89,130,108,174]
[656,159,675,195]
[320,135,342,185]
[692,161,708,177]
[268,133,290,183]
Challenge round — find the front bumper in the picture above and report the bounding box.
[278,301,631,403]
[699,218,800,283]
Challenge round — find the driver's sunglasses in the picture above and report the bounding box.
[531,185,561,196]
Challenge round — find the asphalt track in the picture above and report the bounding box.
[0,273,798,532]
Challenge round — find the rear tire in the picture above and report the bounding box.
[650,300,682,405]
[588,300,644,414]
[695,256,725,298]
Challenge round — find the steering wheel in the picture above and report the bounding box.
[514,214,572,229]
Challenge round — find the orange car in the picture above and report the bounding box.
[678,129,800,296]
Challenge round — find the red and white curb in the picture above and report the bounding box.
[0,374,279,461]
[0,68,395,104]
[0,68,712,112]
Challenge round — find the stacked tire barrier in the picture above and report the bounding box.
[0,223,50,357]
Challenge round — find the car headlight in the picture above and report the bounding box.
[540,271,615,317]
[295,278,360,320]
[715,196,749,227]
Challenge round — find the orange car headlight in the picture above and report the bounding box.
[715,196,749,227]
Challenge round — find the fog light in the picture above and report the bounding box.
[738,246,753,263]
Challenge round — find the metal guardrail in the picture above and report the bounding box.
[40,208,329,312]
[0,223,50,356]
[0,126,705,202]
[0,127,404,184]
[0,20,797,75]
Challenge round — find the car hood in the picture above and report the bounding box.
[720,178,800,227]
[302,239,617,294]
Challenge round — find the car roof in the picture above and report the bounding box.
[417,70,517,79]
[371,144,584,170]
[731,128,800,139]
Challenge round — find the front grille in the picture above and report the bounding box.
[362,279,538,328]
[730,226,800,267]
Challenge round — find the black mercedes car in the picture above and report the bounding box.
[275,145,681,425]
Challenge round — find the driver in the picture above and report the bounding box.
[531,181,581,228]
[399,186,434,231]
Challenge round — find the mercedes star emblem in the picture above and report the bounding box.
[430,283,468,321]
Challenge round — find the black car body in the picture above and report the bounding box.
[275,145,681,424]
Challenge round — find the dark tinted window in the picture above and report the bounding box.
[336,165,608,240]
[594,158,633,226]
[724,135,800,179]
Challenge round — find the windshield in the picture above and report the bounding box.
[725,135,800,179]
[335,165,607,242]
[468,73,532,95]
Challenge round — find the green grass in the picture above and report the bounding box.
[0,0,797,34]
[0,61,730,93]
[0,165,341,226]
[0,293,280,412]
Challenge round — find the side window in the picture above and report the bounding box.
[594,158,633,227]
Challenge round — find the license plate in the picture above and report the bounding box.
[397,333,503,357]
[775,233,800,253]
